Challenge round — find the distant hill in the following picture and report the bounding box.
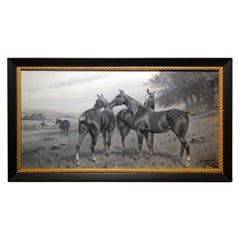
[22,109,78,121]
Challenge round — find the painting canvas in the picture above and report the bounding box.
[8,59,232,181]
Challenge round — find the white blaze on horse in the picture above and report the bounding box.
[75,94,115,165]
[109,90,191,167]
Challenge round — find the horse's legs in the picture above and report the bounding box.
[144,132,153,156]
[89,132,99,163]
[120,126,130,153]
[150,132,154,153]
[178,136,190,167]
[117,117,130,153]
[102,132,107,152]
[137,130,144,157]
[106,130,114,154]
[180,144,184,160]
[75,124,88,166]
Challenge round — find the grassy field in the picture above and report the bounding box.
[21,110,218,169]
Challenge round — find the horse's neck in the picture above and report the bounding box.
[123,94,142,117]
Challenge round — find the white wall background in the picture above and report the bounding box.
[0,1,239,239]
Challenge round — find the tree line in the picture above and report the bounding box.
[22,112,46,121]
[148,71,218,110]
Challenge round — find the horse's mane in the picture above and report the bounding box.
[122,92,142,108]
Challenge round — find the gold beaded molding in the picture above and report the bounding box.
[16,66,224,174]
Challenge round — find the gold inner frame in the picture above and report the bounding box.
[16,66,224,174]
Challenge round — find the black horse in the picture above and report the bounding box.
[109,90,191,167]
[40,121,45,129]
[56,118,70,136]
[75,94,115,165]
[116,89,156,154]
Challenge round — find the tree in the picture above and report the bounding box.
[22,112,46,120]
[148,71,218,110]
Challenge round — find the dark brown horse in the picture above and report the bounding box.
[56,118,70,136]
[116,89,156,154]
[40,121,45,129]
[75,94,115,165]
[143,89,156,152]
[109,90,191,167]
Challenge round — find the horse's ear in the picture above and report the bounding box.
[101,93,103,97]
[147,89,150,94]
[119,89,123,93]
[97,94,100,98]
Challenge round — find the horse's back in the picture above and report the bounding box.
[134,108,188,135]
[80,108,115,132]
[63,120,70,129]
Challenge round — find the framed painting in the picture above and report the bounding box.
[8,58,232,181]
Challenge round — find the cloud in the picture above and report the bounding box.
[48,75,103,89]
[22,71,157,113]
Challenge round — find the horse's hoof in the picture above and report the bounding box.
[92,156,98,164]
[186,156,191,167]
[74,160,80,166]
[147,154,153,160]
[186,162,190,168]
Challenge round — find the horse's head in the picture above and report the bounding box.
[93,93,109,110]
[109,90,126,108]
[56,118,60,125]
[143,89,156,109]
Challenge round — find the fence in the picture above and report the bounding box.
[22,123,58,131]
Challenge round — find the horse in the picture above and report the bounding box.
[143,89,156,151]
[116,89,156,154]
[75,94,115,165]
[109,90,191,167]
[40,121,45,129]
[56,118,70,136]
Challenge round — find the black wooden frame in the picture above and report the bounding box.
[8,58,232,182]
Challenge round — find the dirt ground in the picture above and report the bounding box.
[21,110,218,169]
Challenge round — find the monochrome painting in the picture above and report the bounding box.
[20,69,220,171]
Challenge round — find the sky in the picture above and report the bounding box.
[22,71,158,114]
